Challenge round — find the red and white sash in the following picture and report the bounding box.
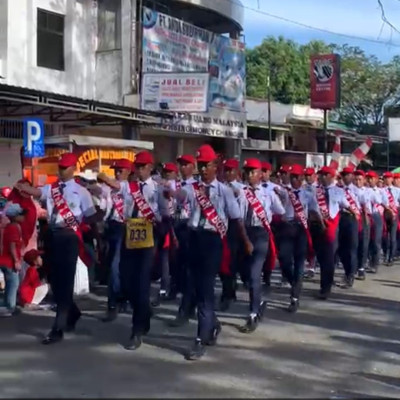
[192,182,230,275]
[110,192,125,222]
[315,186,340,242]
[129,181,156,224]
[343,187,362,232]
[244,187,277,271]
[50,182,91,266]
[386,188,398,217]
[286,188,314,259]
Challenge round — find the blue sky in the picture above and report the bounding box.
[242,0,400,61]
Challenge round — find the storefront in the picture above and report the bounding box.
[22,135,153,186]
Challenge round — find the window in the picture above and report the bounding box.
[97,0,121,51]
[37,8,65,71]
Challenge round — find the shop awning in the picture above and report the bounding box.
[44,134,154,150]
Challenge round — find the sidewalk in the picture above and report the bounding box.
[0,266,399,398]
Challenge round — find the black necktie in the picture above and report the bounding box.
[324,187,330,204]
[262,183,268,188]
[132,182,145,217]
[294,189,300,200]
[181,181,187,187]
[60,183,66,195]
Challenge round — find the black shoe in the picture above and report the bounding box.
[125,334,142,351]
[258,301,267,321]
[42,330,63,345]
[151,292,168,307]
[303,270,315,280]
[102,308,117,323]
[366,265,377,274]
[169,313,189,328]
[356,270,366,281]
[65,310,82,332]
[239,315,258,334]
[207,321,222,346]
[288,298,299,313]
[317,290,330,300]
[186,339,206,361]
[386,259,394,267]
[339,275,354,289]
[219,297,231,312]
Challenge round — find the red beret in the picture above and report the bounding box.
[134,151,154,165]
[261,162,272,171]
[177,154,196,165]
[162,162,178,173]
[304,167,315,176]
[320,166,336,176]
[23,249,44,265]
[383,172,394,178]
[223,158,240,169]
[243,158,262,169]
[354,170,365,177]
[110,158,132,170]
[58,153,78,168]
[341,167,355,175]
[279,164,290,173]
[366,171,378,178]
[196,144,217,163]
[289,164,304,175]
[1,187,12,198]
[394,173,400,179]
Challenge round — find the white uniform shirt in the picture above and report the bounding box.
[102,181,130,223]
[315,183,350,219]
[186,178,240,231]
[281,186,319,220]
[241,184,285,226]
[41,179,96,227]
[342,184,361,210]
[383,185,400,207]
[261,180,280,193]
[352,185,372,214]
[368,186,385,213]
[120,177,168,222]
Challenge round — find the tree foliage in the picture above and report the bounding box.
[246,37,400,133]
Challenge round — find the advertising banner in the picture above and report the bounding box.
[310,54,341,110]
[142,7,211,73]
[208,36,246,113]
[141,72,209,112]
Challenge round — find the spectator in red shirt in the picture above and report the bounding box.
[0,203,25,316]
[19,249,49,308]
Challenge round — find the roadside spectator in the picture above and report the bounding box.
[0,203,25,316]
[19,249,49,309]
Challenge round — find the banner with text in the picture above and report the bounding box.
[141,72,209,112]
[142,7,211,72]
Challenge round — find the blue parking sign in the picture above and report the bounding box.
[23,118,45,158]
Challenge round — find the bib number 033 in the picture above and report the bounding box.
[125,218,154,249]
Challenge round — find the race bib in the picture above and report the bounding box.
[125,218,154,249]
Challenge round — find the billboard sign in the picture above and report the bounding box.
[208,35,246,113]
[310,54,341,110]
[142,7,211,73]
[23,118,45,158]
[141,72,209,112]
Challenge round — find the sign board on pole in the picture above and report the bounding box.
[310,54,341,110]
[388,118,400,142]
[23,118,45,158]
[141,72,209,112]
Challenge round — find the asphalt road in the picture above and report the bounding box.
[1,266,400,398]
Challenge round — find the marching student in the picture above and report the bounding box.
[381,172,400,266]
[366,171,386,273]
[338,168,361,288]
[309,166,351,300]
[238,158,285,332]
[220,158,245,311]
[16,153,99,344]
[99,151,169,350]
[278,164,318,312]
[183,145,252,360]
[100,158,132,322]
[170,154,198,326]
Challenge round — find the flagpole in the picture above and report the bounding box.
[323,109,328,166]
[387,137,390,171]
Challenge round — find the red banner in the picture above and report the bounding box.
[310,54,341,110]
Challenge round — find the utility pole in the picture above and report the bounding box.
[267,73,272,150]
[323,109,328,165]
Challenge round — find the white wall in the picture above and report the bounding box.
[3,0,133,105]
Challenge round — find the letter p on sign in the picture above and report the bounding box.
[23,118,45,158]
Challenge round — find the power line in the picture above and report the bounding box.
[227,0,400,47]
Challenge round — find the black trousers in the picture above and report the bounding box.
[358,216,370,271]
[44,227,80,332]
[310,222,338,294]
[382,216,397,262]
[338,213,359,278]
[369,213,383,269]
[189,230,222,342]
[278,222,307,299]
[171,220,190,295]
[244,227,269,314]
